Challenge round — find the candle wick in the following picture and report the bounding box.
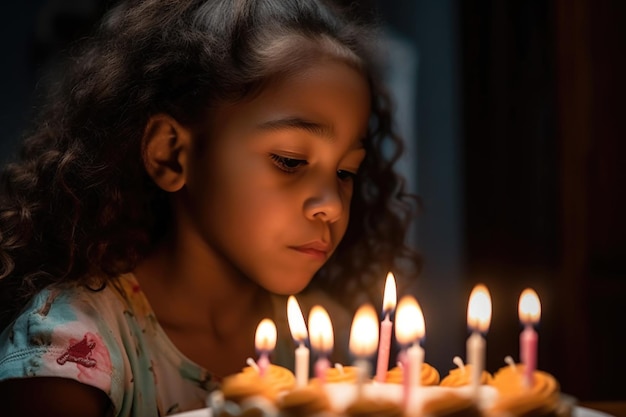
[246,357,260,373]
[504,355,516,370]
[334,363,344,374]
[453,355,466,372]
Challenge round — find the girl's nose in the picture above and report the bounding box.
[303,178,344,223]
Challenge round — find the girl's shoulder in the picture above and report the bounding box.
[0,279,123,410]
[0,274,217,415]
[0,273,156,414]
[4,273,152,331]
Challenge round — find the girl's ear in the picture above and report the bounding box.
[142,114,192,192]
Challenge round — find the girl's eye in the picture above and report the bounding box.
[270,154,307,173]
[337,169,357,182]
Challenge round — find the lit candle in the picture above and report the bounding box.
[518,288,541,388]
[375,272,397,382]
[395,295,425,407]
[349,303,380,396]
[287,295,310,387]
[466,284,492,397]
[308,305,334,384]
[254,318,277,377]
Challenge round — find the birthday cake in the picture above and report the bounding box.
[204,283,572,417]
[207,361,573,417]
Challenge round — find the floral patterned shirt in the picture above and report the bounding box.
[0,273,352,416]
[0,273,220,416]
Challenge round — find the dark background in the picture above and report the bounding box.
[1,0,625,401]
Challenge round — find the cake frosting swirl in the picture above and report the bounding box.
[440,364,493,387]
[240,364,296,393]
[488,363,571,417]
[321,365,360,383]
[385,363,441,386]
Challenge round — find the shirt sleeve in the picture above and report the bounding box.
[0,286,125,413]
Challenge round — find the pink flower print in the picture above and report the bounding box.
[57,334,97,367]
[118,275,153,318]
[57,332,112,390]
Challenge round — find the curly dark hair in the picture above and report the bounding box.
[0,0,420,330]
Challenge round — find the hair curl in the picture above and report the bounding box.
[0,0,420,329]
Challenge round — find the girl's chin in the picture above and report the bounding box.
[263,277,314,296]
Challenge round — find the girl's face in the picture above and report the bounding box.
[182,58,370,295]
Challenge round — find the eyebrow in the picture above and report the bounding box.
[257,117,334,140]
[256,116,365,149]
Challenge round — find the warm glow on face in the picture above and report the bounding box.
[255,318,277,352]
[308,305,334,353]
[287,295,308,342]
[382,272,398,314]
[518,288,541,325]
[467,284,492,333]
[349,304,380,357]
[394,295,425,345]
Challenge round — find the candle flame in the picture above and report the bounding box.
[518,288,541,324]
[287,295,308,342]
[308,305,334,353]
[394,295,425,345]
[349,303,380,357]
[255,318,277,352]
[467,284,492,333]
[382,272,397,314]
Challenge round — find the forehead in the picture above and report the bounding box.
[208,57,372,144]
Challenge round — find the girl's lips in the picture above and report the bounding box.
[293,247,328,259]
[291,241,331,259]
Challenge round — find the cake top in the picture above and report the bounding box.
[488,363,564,417]
[386,363,441,386]
[209,362,570,417]
[440,364,493,387]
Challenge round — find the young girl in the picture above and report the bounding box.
[0,0,419,415]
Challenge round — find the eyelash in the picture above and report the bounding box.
[270,154,307,173]
[269,154,358,181]
[337,170,357,181]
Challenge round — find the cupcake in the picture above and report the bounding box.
[209,364,295,417]
[440,365,493,387]
[344,396,405,417]
[488,363,572,417]
[422,391,483,417]
[219,371,279,404]
[386,362,441,386]
[210,372,279,417]
[322,365,359,384]
[240,364,296,393]
[278,385,332,417]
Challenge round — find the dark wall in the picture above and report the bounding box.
[0,0,107,161]
[379,0,626,401]
[459,0,562,391]
[458,0,626,401]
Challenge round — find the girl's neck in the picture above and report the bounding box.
[133,235,273,341]
[133,236,275,376]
